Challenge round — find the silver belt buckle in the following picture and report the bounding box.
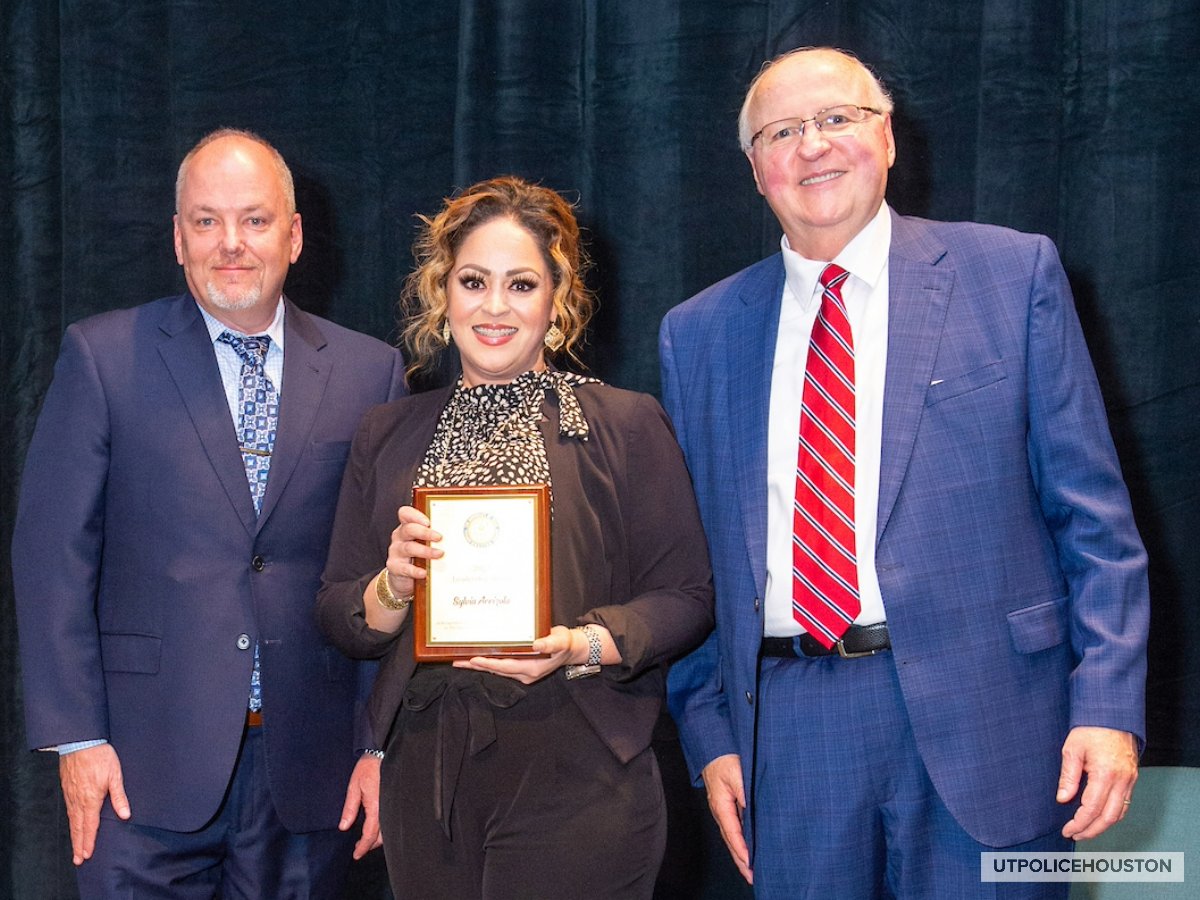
[835,638,880,659]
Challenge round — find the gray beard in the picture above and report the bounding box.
[205,280,262,311]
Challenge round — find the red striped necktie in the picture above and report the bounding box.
[791,263,860,647]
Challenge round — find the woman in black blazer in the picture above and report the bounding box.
[317,176,713,899]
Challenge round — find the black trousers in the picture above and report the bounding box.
[380,667,666,900]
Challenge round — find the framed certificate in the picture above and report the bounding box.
[412,484,552,661]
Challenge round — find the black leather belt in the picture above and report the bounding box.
[761,623,891,659]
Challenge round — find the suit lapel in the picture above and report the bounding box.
[877,214,954,540]
[731,257,785,598]
[157,295,259,535]
[257,300,330,529]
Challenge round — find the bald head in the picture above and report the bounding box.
[175,128,296,215]
[738,48,893,151]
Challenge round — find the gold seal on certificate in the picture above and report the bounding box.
[412,484,552,661]
[463,512,500,547]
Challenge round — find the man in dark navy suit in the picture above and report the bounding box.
[13,129,405,898]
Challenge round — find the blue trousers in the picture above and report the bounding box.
[76,725,353,899]
[751,651,1071,899]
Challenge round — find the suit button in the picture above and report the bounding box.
[252,556,265,572]
[745,691,753,706]
[754,597,761,612]
[236,633,251,650]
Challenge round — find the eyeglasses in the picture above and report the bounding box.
[749,105,883,149]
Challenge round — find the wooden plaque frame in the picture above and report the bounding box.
[412,484,551,661]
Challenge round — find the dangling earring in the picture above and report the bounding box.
[441,319,451,345]
[544,322,565,352]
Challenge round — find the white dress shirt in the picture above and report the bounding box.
[764,203,892,637]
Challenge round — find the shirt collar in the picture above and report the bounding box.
[780,202,892,311]
[197,297,286,349]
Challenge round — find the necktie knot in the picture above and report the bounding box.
[219,331,270,366]
[819,263,850,292]
[818,265,851,318]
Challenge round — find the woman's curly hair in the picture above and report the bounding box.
[401,175,595,378]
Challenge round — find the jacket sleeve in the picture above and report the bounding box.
[13,325,112,749]
[657,312,740,780]
[316,406,404,661]
[581,392,715,678]
[1024,237,1149,744]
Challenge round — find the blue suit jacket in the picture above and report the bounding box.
[660,211,1149,848]
[13,293,406,833]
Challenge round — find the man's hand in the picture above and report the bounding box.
[339,754,383,859]
[59,744,130,866]
[701,753,752,884]
[1058,726,1139,840]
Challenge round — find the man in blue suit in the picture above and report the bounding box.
[13,129,406,898]
[661,48,1148,898]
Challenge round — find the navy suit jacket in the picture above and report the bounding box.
[660,211,1149,848]
[13,293,406,833]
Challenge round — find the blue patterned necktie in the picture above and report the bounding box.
[219,332,278,514]
[219,331,278,713]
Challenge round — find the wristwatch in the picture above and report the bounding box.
[565,624,602,680]
[375,567,413,611]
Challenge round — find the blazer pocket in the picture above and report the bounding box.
[1006,595,1068,655]
[310,440,351,462]
[925,361,1006,406]
[100,632,162,674]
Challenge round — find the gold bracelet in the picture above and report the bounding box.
[375,568,413,611]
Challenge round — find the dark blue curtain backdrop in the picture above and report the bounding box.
[3,2,1197,897]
